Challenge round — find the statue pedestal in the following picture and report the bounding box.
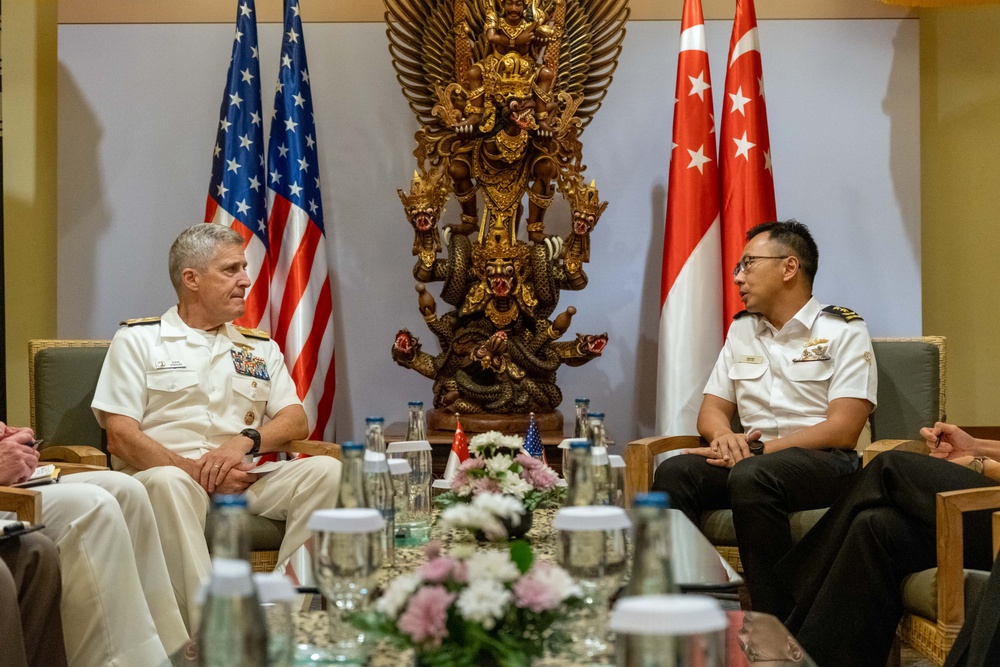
[426,409,563,434]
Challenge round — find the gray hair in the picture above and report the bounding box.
[168,224,245,294]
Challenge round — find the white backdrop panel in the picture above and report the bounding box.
[57,18,919,443]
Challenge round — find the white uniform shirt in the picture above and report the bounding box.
[92,306,301,471]
[703,297,877,442]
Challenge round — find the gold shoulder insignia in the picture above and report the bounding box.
[822,305,864,322]
[733,310,754,320]
[119,317,161,327]
[234,325,271,341]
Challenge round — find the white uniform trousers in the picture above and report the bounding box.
[40,471,189,667]
[133,456,341,631]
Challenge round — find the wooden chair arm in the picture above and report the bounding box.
[56,463,110,476]
[40,445,107,466]
[623,435,704,507]
[862,439,928,467]
[936,487,1000,636]
[284,439,341,460]
[994,511,1000,561]
[0,487,42,524]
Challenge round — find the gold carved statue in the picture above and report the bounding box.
[387,0,627,427]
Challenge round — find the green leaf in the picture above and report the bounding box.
[508,540,533,573]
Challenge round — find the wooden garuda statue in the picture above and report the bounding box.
[386,0,628,430]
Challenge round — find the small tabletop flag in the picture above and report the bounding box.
[443,417,470,481]
[524,413,545,461]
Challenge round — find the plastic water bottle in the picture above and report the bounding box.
[405,401,427,440]
[574,398,591,438]
[207,494,252,561]
[337,442,368,509]
[365,416,387,454]
[624,492,677,596]
[387,439,433,546]
[198,558,268,666]
[566,439,597,506]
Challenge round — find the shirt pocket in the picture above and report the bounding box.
[785,361,834,383]
[231,375,271,417]
[728,362,768,417]
[145,370,200,422]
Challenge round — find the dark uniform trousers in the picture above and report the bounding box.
[0,532,67,667]
[945,551,1000,667]
[652,446,859,618]
[779,451,998,667]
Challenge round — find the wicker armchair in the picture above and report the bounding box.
[2,338,341,573]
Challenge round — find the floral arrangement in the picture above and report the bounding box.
[352,541,581,667]
[436,431,564,540]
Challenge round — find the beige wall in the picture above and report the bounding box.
[2,0,58,425]
[921,7,1000,426]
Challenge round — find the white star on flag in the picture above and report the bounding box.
[686,145,712,174]
[729,86,751,115]
[732,132,755,160]
[687,70,711,100]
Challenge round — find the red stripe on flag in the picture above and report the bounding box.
[310,357,336,441]
[272,222,322,346]
[267,196,293,270]
[290,274,332,392]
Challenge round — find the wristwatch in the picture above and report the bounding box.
[240,428,261,457]
[968,456,987,475]
[748,441,765,456]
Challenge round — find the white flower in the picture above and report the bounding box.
[485,453,513,475]
[468,431,524,454]
[498,474,533,500]
[440,503,505,537]
[456,578,511,629]
[496,434,525,450]
[465,550,521,583]
[531,564,581,602]
[471,493,525,522]
[375,573,421,619]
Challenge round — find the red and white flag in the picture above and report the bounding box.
[655,0,723,436]
[442,418,470,481]
[266,1,336,441]
[719,0,777,326]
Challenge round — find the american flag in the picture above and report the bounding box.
[524,413,544,460]
[205,0,270,328]
[266,0,337,440]
[655,0,722,436]
[720,0,776,326]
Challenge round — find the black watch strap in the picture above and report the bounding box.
[240,428,261,457]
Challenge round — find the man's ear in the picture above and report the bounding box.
[782,256,800,283]
[180,267,200,292]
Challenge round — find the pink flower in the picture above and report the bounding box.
[460,457,486,471]
[522,464,558,491]
[418,556,457,584]
[513,575,560,613]
[473,477,502,495]
[516,452,541,470]
[397,585,455,647]
[423,540,442,560]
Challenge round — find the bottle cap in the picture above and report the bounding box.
[553,506,632,531]
[386,440,432,453]
[308,508,385,533]
[608,454,626,469]
[208,558,254,597]
[253,573,297,603]
[388,459,412,475]
[587,412,606,419]
[365,416,385,424]
[610,595,726,635]
[407,401,424,408]
[633,491,671,508]
[575,398,590,404]
[363,450,389,473]
[569,439,591,450]
[212,493,248,508]
[341,441,364,452]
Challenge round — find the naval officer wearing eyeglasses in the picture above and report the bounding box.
[652,220,878,619]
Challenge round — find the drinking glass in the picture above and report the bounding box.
[387,458,412,549]
[610,595,726,667]
[608,455,626,508]
[253,573,297,667]
[307,508,385,665]
[386,440,433,546]
[553,506,632,664]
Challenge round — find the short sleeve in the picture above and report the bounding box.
[91,330,150,426]
[703,341,736,403]
[262,341,303,418]
[827,322,878,410]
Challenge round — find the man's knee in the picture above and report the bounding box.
[652,454,700,492]
[135,465,204,503]
[294,456,341,481]
[727,455,774,496]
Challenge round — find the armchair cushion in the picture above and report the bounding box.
[870,338,944,441]
[902,568,992,623]
[700,508,827,546]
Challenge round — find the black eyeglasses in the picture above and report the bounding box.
[732,255,791,278]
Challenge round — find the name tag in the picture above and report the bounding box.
[154,360,186,369]
[737,355,764,365]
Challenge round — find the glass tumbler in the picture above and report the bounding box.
[608,455,626,508]
[253,572,297,667]
[307,508,385,665]
[386,440,433,546]
[610,595,726,667]
[553,506,632,664]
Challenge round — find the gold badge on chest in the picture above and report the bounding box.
[245,410,256,425]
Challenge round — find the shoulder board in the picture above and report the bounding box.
[234,325,271,341]
[822,305,864,322]
[119,317,160,327]
[733,310,754,320]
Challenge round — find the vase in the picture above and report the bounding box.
[474,509,534,542]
